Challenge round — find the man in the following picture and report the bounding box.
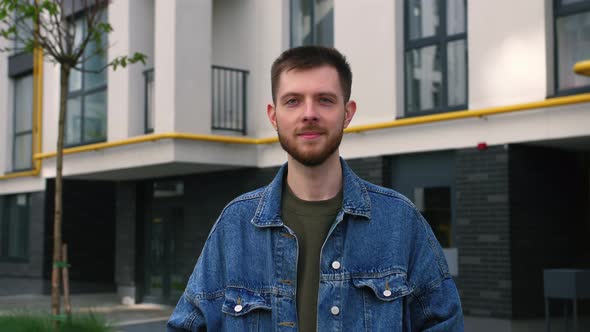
[167,46,463,331]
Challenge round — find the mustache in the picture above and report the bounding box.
[295,125,327,134]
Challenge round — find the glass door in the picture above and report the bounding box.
[144,181,184,304]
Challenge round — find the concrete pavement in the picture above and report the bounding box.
[0,293,173,331]
[2,293,588,331]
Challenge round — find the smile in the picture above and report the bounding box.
[298,132,323,139]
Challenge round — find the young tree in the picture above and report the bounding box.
[0,0,145,327]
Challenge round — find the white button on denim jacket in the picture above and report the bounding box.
[167,159,464,332]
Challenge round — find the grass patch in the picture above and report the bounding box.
[0,312,114,332]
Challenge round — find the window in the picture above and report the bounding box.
[13,74,33,171]
[0,194,30,261]
[405,0,467,115]
[415,186,452,247]
[554,0,590,94]
[144,69,154,133]
[66,13,107,146]
[290,0,334,47]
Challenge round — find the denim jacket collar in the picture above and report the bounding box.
[251,158,371,228]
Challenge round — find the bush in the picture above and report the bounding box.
[0,312,114,332]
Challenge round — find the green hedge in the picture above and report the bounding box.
[0,313,114,332]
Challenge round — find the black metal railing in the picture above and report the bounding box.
[144,68,154,134]
[211,65,248,135]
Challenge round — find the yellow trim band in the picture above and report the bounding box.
[345,92,590,133]
[31,92,590,161]
[3,91,590,178]
[574,60,590,77]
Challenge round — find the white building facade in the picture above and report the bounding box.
[0,0,589,329]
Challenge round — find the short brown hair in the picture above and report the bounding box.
[271,46,353,103]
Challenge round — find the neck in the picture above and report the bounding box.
[286,152,343,201]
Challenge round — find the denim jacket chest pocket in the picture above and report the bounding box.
[221,286,272,332]
[351,272,414,332]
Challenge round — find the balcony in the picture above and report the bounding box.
[211,65,248,135]
[144,66,248,135]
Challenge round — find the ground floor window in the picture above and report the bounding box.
[0,194,30,261]
[414,186,452,247]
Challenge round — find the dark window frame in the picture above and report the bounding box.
[289,0,334,47]
[144,68,154,134]
[0,194,30,263]
[553,0,590,96]
[403,0,468,117]
[11,72,34,172]
[65,10,108,148]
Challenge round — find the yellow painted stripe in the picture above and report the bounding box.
[345,92,590,133]
[574,60,590,77]
[32,92,590,161]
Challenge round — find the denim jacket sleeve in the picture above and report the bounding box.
[166,292,206,332]
[167,215,226,332]
[405,209,464,331]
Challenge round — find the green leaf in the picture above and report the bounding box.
[96,21,113,34]
[128,52,147,65]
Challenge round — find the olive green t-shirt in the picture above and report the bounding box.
[281,184,342,332]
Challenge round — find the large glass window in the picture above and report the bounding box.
[291,0,334,47]
[13,74,33,171]
[554,0,590,93]
[0,194,30,261]
[405,0,467,115]
[415,186,452,247]
[66,13,107,146]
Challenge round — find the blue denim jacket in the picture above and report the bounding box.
[167,159,464,331]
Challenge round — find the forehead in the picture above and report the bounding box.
[276,65,342,97]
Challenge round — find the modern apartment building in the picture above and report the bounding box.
[0,0,589,328]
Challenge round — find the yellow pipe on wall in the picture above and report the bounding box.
[574,60,590,77]
[344,92,590,133]
[0,47,44,180]
[31,92,590,161]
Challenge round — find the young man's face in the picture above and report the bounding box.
[267,65,356,167]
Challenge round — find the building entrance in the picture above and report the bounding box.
[143,181,185,304]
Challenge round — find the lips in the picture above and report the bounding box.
[299,132,322,139]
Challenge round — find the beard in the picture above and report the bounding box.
[277,124,344,167]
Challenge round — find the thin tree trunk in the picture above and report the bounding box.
[62,243,72,319]
[51,64,70,330]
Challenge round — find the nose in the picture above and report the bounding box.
[302,99,319,122]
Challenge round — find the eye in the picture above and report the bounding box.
[285,98,299,106]
[319,97,335,104]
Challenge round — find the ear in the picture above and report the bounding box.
[267,103,277,130]
[343,100,357,128]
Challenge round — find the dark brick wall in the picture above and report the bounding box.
[509,145,589,318]
[44,179,116,293]
[454,145,512,318]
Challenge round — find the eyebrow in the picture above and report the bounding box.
[279,91,339,102]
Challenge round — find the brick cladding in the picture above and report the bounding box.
[454,146,512,318]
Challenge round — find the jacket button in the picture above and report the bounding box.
[330,306,340,315]
[383,289,392,297]
[234,304,243,313]
[331,261,341,270]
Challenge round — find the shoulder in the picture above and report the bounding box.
[207,185,267,233]
[361,180,417,210]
